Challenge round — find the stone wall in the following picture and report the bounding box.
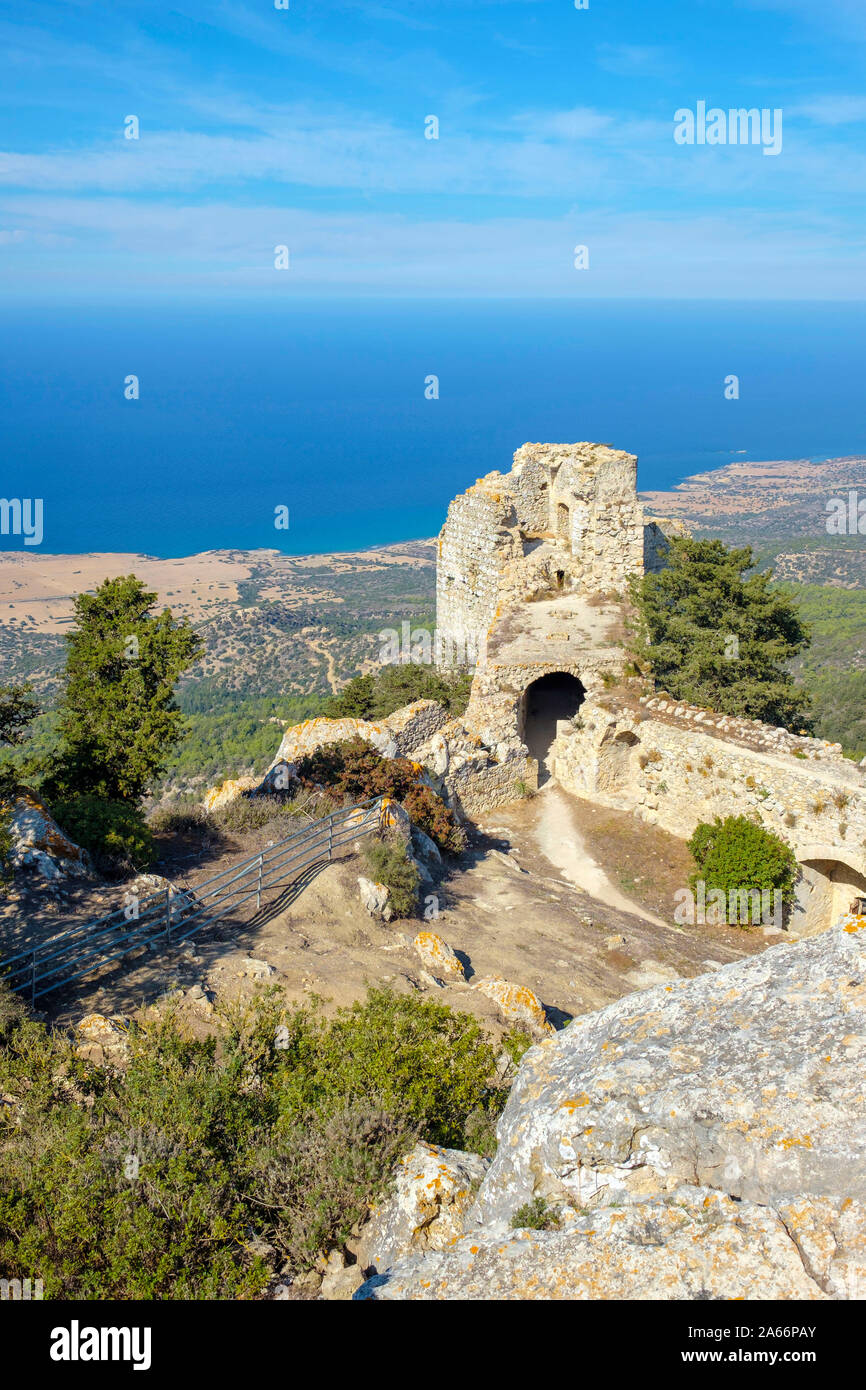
[553,695,866,934]
[436,488,521,669]
[436,442,650,671]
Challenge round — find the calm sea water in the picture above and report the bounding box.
[1,299,865,557]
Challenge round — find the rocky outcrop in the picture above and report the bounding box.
[358,920,866,1299]
[202,702,450,812]
[358,876,393,922]
[356,1142,489,1275]
[203,775,260,813]
[358,1188,866,1300]
[6,790,92,880]
[472,976,553,1035]
[413,931,466,982]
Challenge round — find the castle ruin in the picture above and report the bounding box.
[429,441,866,936]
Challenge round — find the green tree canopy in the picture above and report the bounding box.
[324,661,472,721]
[0,683,39,804]
[631,538,812,732]
[44,575,203,803]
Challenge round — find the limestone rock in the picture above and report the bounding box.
[472,975,553,1034]
[239,957,275,980]
[320,1249,364,1301]
[358,921,866,1299]
[358,1189,866,1300]
[411,826,442,867]
[202,775,259,812]
[77,1013,128,1045]
[275,716,399,765]
[356,1142,490,1275]
[358,876,393,922]
[75,1013,130,1062]
[378,798,412,842]
[7,790,92,880]
[412,931,466,981]
[124,874,199,920]
[475,922,866,1223]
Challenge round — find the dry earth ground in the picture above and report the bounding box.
[4,785,769,1047]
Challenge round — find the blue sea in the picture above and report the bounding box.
[1,299,865,557]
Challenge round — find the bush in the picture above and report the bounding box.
[52,795,154,874]
[148,805,210,836]
[247,1104,413,1271]
[363,837,420,918]
[296,737,465,854]
[510,1197,561,1231]
[0,982,505,1295]
[687,814,797,925]
[209,791,334,836]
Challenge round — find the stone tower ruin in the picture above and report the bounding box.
[428,441,866,937]
[435,441,665,771]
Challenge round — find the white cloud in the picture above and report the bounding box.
[2,195,863,299]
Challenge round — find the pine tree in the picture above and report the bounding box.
[45,575,203,802]
[630,538,812,732]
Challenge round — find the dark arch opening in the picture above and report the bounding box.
[520,672,585,786]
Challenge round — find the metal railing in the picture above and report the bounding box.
[0,798,384,1003]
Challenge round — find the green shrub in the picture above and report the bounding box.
[0,982,505,1295]
[148,805,210,836]
[502,1026,533,1068]
[510,1197,561,1231]
[52,795,154,873]
[687,814,797,925]
[0,808,12,894]
[363,837,419,918]
[296,737,465,853]
[247,1104,413,1271]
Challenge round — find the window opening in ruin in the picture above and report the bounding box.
[555,570,565,589]
[519,671,585,786]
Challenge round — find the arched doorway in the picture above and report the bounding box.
[520,672,585,785]
[790,856,866,936]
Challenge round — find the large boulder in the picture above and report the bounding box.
[472,976,553,1036]
[357,920,866,1299]
[356,1142,490,1275]
[6,790,92,880]
[202,701,449,812]
[357,1188,866,1300]
[413,931,466,982]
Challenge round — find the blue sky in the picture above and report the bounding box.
[1,0,865,299]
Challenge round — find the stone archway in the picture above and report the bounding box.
[519,672,585,786]
[790,853,866,937]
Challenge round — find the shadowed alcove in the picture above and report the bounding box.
[519,671,585,785]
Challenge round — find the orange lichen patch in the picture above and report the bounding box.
[560,1094,592,1113]
[842,913,866,934]
[776,1135,814,1151]
[473,976,554,1033]
[413,931,467,980]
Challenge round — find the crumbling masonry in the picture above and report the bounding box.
[431,441,866,935]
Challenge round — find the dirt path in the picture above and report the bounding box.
[308,638,340,694]
[532,784,671,928]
